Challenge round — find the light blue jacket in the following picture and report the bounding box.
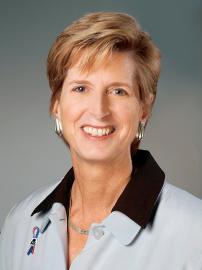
[1,151,202,269]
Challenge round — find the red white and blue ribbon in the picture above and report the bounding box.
[27,226,40,256]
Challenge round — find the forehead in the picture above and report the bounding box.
[66,51,137,82]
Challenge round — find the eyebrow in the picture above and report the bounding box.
[68,80,131,88]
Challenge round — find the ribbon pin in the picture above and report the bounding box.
[27,226,40,256]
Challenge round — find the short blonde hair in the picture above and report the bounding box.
[47,12,161,152]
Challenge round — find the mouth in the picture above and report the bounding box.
[81,125,116,138]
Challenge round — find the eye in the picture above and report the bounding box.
[72,85,86,93]
[111,88,127,96]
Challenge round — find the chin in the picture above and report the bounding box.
[73,148,117,163]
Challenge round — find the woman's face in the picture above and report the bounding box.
[54,51,148,163]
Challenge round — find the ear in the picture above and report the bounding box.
[52,99,61,120]
[140,94,154,124]
[139,103,149,125]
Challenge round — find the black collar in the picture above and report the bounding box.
[31,150,165,228]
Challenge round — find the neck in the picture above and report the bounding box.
[69,151,133,224]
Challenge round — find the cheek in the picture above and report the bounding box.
[59,98,82,123]
[116,101,141,124]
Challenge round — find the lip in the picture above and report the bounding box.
[80,126,115,141]
[81,124,115,129]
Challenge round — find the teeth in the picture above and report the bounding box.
[82,126,114,137]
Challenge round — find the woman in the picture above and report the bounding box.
[0,12,202,270]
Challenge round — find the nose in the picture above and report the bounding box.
[88,91,110,119]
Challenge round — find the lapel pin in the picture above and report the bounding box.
[27,226,40,256]
[27,218,51,256]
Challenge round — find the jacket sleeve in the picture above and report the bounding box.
[0,204,18,270]
[0,216,9,269]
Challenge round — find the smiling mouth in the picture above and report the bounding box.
[81,126,115,137]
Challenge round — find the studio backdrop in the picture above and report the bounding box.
[0,0,201,227]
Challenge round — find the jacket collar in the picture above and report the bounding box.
[31,150,165,229]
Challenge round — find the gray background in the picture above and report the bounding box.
[0,0,201,227]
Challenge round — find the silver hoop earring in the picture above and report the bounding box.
[136,122,145,141]
[55,118,62,136]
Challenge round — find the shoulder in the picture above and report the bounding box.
[2,179,60,227]
[158,180,202,227]
[162,181,202,210]
[0,179,61,269]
